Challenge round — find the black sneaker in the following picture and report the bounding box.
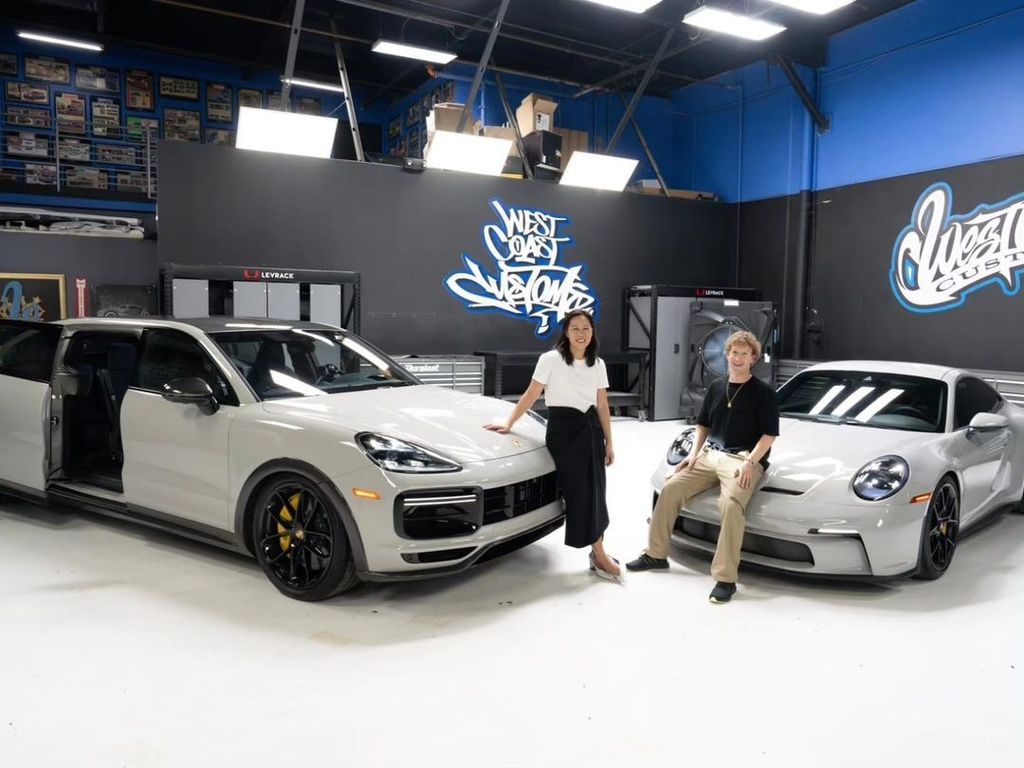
[625,553,669,572]
[709,581,737,604]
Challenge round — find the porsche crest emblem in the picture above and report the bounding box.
[512,438,524,447]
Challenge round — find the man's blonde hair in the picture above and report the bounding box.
[724,330,761,358]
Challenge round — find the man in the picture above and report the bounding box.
[626,330,779,604]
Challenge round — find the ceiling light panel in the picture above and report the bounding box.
[683,7,787,41]
[371,40,457,65]
[766,0,856,14]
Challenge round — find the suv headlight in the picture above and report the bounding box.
[666,430,695,465]
[356,433,462,473]
[852,455,909,501]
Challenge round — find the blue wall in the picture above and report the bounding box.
[674,0,1024,203]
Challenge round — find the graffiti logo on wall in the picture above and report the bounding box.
[891,183,1024,313]
[444,199,597,337]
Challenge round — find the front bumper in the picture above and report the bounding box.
[652,466,925,577]
[337,447,566,576]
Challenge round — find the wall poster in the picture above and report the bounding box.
[91,97,121,137]
[55,92,86,134]
[125,70,154,110]
[238,88,262,109]
[25,56,70,84]
[93,284,158,318]
[164,108,200,142]
[6,105,51,129]
[0,273,67,321]
[206,82,233,123]
[0,52,16,76]
[76,65,120,93]
[296,96,320,116]
[5,81,48,104]
[159,75,199,100]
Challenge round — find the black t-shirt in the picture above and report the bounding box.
[697,376,780,468]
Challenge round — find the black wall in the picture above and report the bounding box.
[0,232,157,316]
[735,154,1024,371]
[157,142,732,355]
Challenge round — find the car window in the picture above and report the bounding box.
[953,377,1002,429]
[137,329,237,405]
[777,370,947,433]
[212,328,416,401]
[0,321,62,383]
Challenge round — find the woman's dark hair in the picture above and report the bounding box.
[555,310,598,366]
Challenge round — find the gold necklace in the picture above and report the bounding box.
[726,378,749,409]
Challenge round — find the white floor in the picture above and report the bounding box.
[1,418,1022,767]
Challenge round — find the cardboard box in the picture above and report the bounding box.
[630,180,718,201]
[516,93,558,137]
[552,127,588,169]
[482,125,521,157]
[522,130,563,180]
[426,103,480,138]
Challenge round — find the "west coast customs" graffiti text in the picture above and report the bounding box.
[445,200,597,336]
[891,183,1024,312]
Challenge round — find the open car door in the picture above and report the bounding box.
[0,320,63,497]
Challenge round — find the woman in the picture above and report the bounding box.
[485,310,621,580]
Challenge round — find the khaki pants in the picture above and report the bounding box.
[647,448,763,583]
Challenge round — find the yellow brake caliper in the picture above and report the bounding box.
[277,492,302,552]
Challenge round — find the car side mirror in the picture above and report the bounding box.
[967,412,1008,436]
[162,377,219,415]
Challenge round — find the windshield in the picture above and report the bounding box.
[211,328,418,400]
[776,370,947,433]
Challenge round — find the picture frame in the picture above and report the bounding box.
[24,163,57,187]
[125,70,154,111]
[6,105,51,129]
[58,138,91,162]
[25,56,70,84]
[387,115,402,139]
[96,144,137,165]
[266,91,283,110]
[442,80,455,103]
[114,171,148,195]
[91,97,121,138]
[163,107,201,142]
[92,284,158,319]
[0,52,16,76]
[55,92,86,134]
[296,96,320,116]
[204,129,235,146]
[159,75,199,101]
[126,116,160,143]
[0,273,67,321]
[5,81,48,105]
[75,65,120,94]
[238,88,262,109]
[6,132,49,158]
[66,166,108,191]
[206,82,233,123]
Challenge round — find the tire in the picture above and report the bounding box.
[251,473,360,601]
[914,476,960,580]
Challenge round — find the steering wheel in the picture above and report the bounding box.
[314,363,341,386]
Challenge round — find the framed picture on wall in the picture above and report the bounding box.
[206,82,233,123]
[114,171,147,194]
[164,107,200,142]
[66,166,108,191]
[266,91,283,110]
[5,81,48,104]
[387,116,401,139]
[204,129,235,146]
[25,56,70,84]
[126,115,159,143]
[238,88,261,109]
[24,163,57,187]
[296,96,320,116]
[442,80,455,103]
[125,70,154,110]
[0,52,16,76]
[6,132,49,158]
[6,105,51,129]
[93,284,158,319]
[159,75,199,100]
[75,65,120,93]
[58,138,91,162]
[0,273,66,321]
[91,97,121,137]
[96,144,136,165]
[55,92,86,134]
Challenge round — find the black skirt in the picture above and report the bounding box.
[545,406,609,548]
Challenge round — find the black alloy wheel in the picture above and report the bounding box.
[252,474,360,601]
[915,476,960,580]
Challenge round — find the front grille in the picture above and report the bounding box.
[482,472,560,525]
[396,488,481,540]
[402,547,475,564]
[476,517,565,564]
[675,517,814,564]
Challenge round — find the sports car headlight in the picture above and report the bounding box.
[852,455,909,501]
[356,433,462,473]
[666,430,695,466]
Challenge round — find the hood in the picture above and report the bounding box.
[260,385,546,464]
[759,417,939,493]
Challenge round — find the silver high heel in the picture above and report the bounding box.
[589,551,623,583]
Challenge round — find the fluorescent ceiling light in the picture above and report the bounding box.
[581,0,662,12]
[372,40,457,65]
[683,7,786,41]
[17,31,103,52]
[281,77,345,94]
[236,107,338,159]
[423,131,513,176]
[766,0,855,14]
[560,152,639,192]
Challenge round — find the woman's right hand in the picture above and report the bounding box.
[484,422,511,434]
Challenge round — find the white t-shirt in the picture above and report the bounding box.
[531,349,609,413]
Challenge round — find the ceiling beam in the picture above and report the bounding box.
[457,0,512,133]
